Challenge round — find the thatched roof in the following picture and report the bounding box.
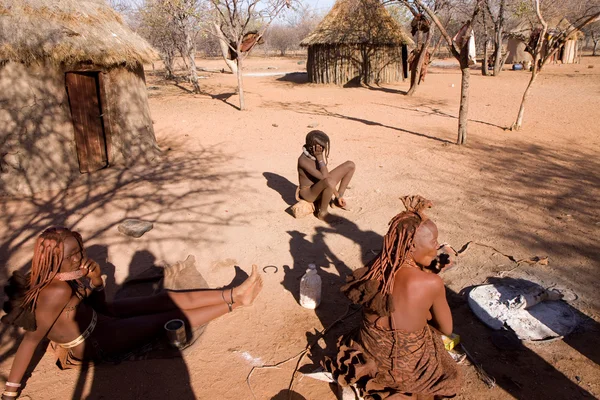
[509,17,584,41]
[0,0,157,67]
[300,0,413,47]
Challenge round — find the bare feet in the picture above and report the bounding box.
[232,265,263,306]
[317,210,329,221]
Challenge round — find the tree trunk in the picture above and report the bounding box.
[481,7,490,76]
[492,0,505,76]
[237,47,245,110]
[457,65,470,145]
[186,36,200,93]
[492,24,503,75]
[214,23,238,74]
[513,69,538,130]
[482,39,490,75]
[594,40,599,56]
[407,27,433,96]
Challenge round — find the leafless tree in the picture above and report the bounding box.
[512,0,600,130]
[484,0,509,75]
[413,0,484,145]
[137,0,204,91]
[138,0,182,78]
[207,0,292,110]
[160,0,204,93]
[583,20,600,55]
[265,25,297,55]
[264,4,320,56]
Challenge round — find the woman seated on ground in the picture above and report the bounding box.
[1,227,262,399]
[325,196,461,399]
[297,130,355,220]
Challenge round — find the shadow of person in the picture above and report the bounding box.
[283,229,361,377]
[263,172,298,206]
[271,389,307,399]
[318,215,383,265]
[71,250,198,400]
[85,245,117,299]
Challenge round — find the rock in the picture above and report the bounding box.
[307,123,319,128]
[118,219,153,238]
[272,123,279,127]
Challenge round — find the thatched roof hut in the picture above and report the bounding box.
[301,0,413,85]
[0,0,159,194]
[506,17,583,64]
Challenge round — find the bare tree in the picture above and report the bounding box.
[264,4,320,56]
[265,25,297,55]
[485,0,508,75]
[208,0,292,110]
[161,0,204,93]
[512,1,600,130]
[583,20,600,55]
[138,0,181,78]
[413,0,483,145]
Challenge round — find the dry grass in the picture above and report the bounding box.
[0,0,157,68]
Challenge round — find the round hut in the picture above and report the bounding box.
[0,0,159,195]
[300,0,413,85]
[506,18,583,65]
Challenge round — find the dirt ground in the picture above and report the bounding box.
[1,54,599,400]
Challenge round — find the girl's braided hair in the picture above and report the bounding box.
[306,130,330,161]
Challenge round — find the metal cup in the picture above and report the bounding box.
[164,319,187,349]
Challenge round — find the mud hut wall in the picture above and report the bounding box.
[506,38,533,64]
[103,65,159,166]
[561,39,577,63]
[307,44,404,85]
[0,62,79,195]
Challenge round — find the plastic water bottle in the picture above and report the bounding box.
[300,263,321,309]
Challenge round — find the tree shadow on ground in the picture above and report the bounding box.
[462,142,600,310]
[375,102,508,131]
[366,85,408,95]
[276,72,309,85]
[450,282,597,399]
[0,144,249,386]
[263,100,453,144]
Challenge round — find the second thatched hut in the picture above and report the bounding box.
[0,0,159,194]
[300,0,413,85]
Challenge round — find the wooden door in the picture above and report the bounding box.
[66,72,108,173]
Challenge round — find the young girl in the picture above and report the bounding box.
[297,130,355,220]
[1,227,262,399]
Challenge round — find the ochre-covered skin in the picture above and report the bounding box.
[326,196,462,399]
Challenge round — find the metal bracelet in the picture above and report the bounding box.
[4,383,20,388]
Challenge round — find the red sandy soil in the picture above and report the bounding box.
[1,55,599,400]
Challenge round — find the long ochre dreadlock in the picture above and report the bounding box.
[341,195,433,316]
[21,227,83,312]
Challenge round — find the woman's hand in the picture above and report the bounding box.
[438,245,457,272]
[79,257,102,282]
[312,144,324,158]
[337,197,347,208]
